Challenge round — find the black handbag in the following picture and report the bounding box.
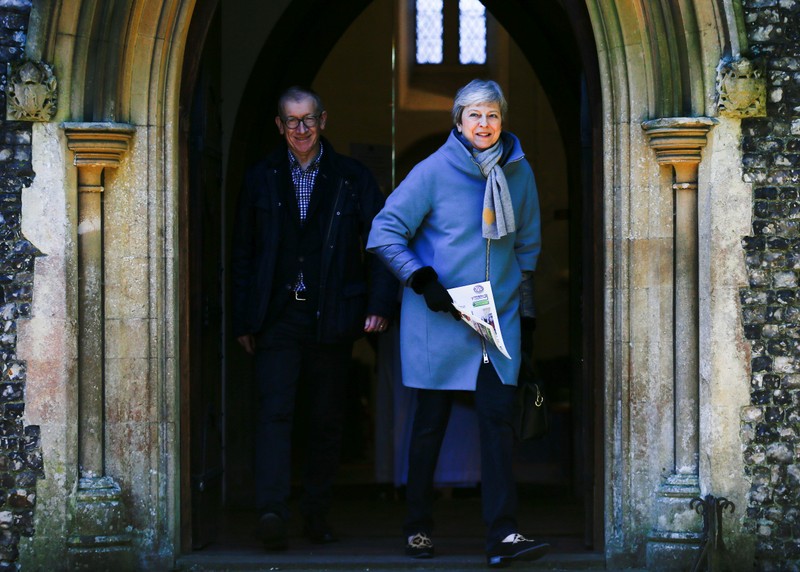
[515,355,549,441]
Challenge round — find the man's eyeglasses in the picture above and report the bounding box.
[282,115,320,130]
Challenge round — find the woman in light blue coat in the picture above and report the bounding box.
[367,79,547,567]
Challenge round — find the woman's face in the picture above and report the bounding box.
[457,101,502,151]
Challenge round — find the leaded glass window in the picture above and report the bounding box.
[459,0,486,64]
[415,0,487,65]
[416,0,443,64]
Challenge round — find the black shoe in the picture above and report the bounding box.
[259,512,288,551]
[303,514,338,544]
[486,534,549,568]
[405,532,434,558]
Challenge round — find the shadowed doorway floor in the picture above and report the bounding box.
[177,483,602,570]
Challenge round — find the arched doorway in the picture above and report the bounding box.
[16,0,753,569]
[180,0,603,558]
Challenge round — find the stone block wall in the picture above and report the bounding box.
[0,1,42,570]
[740,0,800,569]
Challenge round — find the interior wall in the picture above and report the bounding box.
[505,39,569,362]
[220,0,291,171]
[312,0,393,157]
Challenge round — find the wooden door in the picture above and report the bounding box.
[180,2,224,551]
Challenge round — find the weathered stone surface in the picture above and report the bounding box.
[741,0,800,568]
[0,3,42,570]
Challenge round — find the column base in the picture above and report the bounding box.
[646,473,703,571]
[67,476,134,570]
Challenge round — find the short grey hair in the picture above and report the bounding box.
[277,86,325,118]
[451,79,507,126]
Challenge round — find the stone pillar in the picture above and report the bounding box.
[62,123,136,570]
[641,117,716,570]
[75,162,104,478]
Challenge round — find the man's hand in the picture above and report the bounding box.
[237,334,255,355]
[364,315,390,333]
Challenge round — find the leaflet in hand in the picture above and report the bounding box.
[447,281,511,359]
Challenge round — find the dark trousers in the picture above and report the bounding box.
[403,362,519,549]
[254,300,353,521]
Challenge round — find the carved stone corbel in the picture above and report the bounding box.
[716,57,766,118]
[6,60,57,121]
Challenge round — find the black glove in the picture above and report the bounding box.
[410,267,461,321]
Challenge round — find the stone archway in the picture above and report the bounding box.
[13,0,753,569]
[586,0,753,567]
[19,0,195,569]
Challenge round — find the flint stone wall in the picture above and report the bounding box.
[740,0,800,569]
[0,1,43,570]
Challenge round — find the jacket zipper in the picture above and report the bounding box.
[316,178,346,331]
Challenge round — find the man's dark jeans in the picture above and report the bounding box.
[254,300,353,521]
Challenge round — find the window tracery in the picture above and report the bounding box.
[414,0,487,66]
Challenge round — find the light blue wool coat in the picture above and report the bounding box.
[367,130,541,390]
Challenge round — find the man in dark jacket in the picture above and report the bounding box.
[231,86,397,550]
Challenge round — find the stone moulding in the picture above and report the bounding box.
[716,57,766,118]
[60,122,137,569]
[5,60,57,122]
[641,117,719,164]
[641,116,717,570]
[62,122,136,169]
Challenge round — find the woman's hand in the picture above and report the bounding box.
[410,267,461,321]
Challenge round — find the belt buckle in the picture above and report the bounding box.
[294,290,307,302]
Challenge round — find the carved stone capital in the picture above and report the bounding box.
[6,60,58,121]
[642,117,717,183]
[641,117,717,164]
[716,57,766,118]
[62,122,136,169]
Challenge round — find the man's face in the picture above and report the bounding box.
[275,96,327,164]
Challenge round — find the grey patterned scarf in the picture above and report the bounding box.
[474,141,515,239]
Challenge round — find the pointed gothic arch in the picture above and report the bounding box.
[16,0,752,568]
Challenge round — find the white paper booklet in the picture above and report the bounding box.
[447,281,511,359]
